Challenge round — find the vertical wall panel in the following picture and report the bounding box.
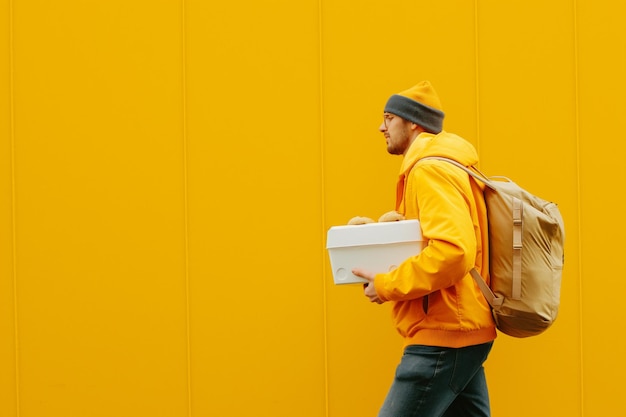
[185,1,326,416]
[577,1,626,416]
[476,2,581,416]
[1,0,17,415]
[11,1,188,416]
[322,2,480,416]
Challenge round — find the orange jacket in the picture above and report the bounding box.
[373,131,497,348]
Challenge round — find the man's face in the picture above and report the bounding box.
[379,113,413,155]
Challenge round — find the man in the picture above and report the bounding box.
[352,81,497,417]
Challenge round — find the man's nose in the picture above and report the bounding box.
[379,122,387,132]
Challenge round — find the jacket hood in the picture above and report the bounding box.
[400,131,478,175]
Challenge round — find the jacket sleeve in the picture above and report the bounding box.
[374,162,476,302]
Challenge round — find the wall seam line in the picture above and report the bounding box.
[9,0,20,414]
[181,1,192,416]
[318,0,329,415]
[9,0,21,415]
[572,0,584,415]
[473,0,481,158]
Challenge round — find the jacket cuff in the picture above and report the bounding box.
[373,273,389,302]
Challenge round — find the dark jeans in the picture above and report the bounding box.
[378,342,493,417]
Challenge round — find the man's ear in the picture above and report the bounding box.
[410,123,425,133]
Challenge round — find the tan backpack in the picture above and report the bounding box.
[421,157,565,338]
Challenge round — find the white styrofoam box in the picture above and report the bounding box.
[326,220,424,285]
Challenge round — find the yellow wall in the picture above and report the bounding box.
[1,1,624,416]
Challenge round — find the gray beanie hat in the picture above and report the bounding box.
[383,81,445,134]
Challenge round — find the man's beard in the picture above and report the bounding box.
[387,129,411,155]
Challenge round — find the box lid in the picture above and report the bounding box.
[326,219,422,248]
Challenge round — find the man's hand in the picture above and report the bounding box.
[352,268,384,304]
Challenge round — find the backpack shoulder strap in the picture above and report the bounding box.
[470,269,503,308]
[419,156,496,190]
